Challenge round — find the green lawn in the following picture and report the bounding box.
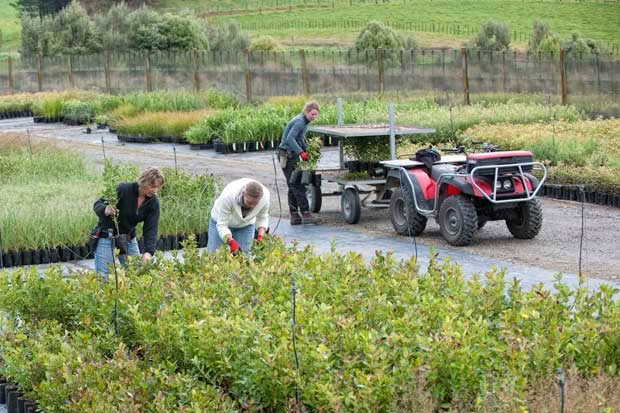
[0,2,20,53]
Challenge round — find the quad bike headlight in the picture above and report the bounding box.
[502,179,513,190]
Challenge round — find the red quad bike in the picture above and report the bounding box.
[381,143,547,246]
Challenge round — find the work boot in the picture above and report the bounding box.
[290,211,302,225]
[301,211,318,225]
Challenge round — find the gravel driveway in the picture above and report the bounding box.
[2,118,619,282]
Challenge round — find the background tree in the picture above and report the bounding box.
[350,20,409,67]
[10,0,70,19]
[528,19,552,54]
[470,20,511,51]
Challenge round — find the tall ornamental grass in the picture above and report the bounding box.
[0,136,220,251]
[115,110,213,138]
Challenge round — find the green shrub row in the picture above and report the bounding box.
[0,239,618,411]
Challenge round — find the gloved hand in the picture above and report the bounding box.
[227,238,240,254]
[299,151,309,161]
[256,233,264,242]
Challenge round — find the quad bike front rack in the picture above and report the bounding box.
[397,160,547,217]
[469,162,547,204]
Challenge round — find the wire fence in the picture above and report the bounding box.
[0,48,619,107]
[237,20,620,53]
[162,0,620,16]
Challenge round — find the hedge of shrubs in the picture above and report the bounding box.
[0,239,618,411]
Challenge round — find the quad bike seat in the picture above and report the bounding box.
[431,164,459,182]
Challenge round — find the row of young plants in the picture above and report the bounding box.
[0,135,220,258]
[464,119,620,195]
[0,239,618,411]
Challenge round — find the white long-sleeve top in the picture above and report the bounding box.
[210,178,270,241]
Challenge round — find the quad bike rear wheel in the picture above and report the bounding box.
[390,187,427,236]
[506,199,543,239]
[439,195,478,246]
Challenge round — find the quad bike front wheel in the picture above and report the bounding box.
[439,195,478,246]
[390,187,427,236]
[506,199,543,239]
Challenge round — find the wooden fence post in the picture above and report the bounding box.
[7,56,14,95]
[244,51,253,103]
[104,51,111,94]
[461,48,470,105]
[502,51,507,92]
[300,49,310,96]
[145,52,152,92]
[67,55,74,88]
[560,48,568,105]
[377,49,385,96]
[193,51,201,93]
[36,54,43,92]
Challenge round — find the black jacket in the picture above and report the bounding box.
[93,182,160,255]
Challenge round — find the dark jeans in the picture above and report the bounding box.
[281,152,309,213]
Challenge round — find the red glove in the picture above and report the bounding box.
[299,151,309,161]
[227,238,240,254]
[256,233,264,242]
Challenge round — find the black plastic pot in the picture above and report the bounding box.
[17,397,26,413]
[22,250,32,266]
[169,234,179,250]
[138,238,145,254]
[7,389,19,413]
[23,401,35,413]
[60,247,70,262]
[4,384,16,405]
[32,249,41,265]
[199,232,208,248]
[12,251,22,267]
[40,248,50,264]
[78,245,88,260]
[190,143,212,150]
[1,253,11,268]
[49,248,60,263]
[0,382,6,403]
[156,237,164,251]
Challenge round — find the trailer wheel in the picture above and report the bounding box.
[341,188,361,224]
[439,195,478,246]
[390,188,427,236]
[506,199,543,239]
[307,185,322,213]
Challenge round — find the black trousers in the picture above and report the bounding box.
[281,152,309,213]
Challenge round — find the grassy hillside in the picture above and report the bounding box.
[208,0,620,49]
[1,0,618,52]
[0,2,20,53]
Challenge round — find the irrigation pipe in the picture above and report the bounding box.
[271,152,283,235]
[290,278,301,411]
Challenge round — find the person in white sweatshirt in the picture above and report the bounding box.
[208,178,269,254]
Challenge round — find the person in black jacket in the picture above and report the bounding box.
[93,167,164,275]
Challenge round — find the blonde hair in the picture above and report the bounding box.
[138,167,164,188]
[244,181,263,199]
[304,101,320,113]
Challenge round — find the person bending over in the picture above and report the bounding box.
[208,178,269,255]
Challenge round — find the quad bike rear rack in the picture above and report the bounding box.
[393,161,547,217]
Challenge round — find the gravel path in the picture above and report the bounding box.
[2,118,619,282]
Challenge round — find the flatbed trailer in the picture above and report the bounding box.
[306,124,435,223]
